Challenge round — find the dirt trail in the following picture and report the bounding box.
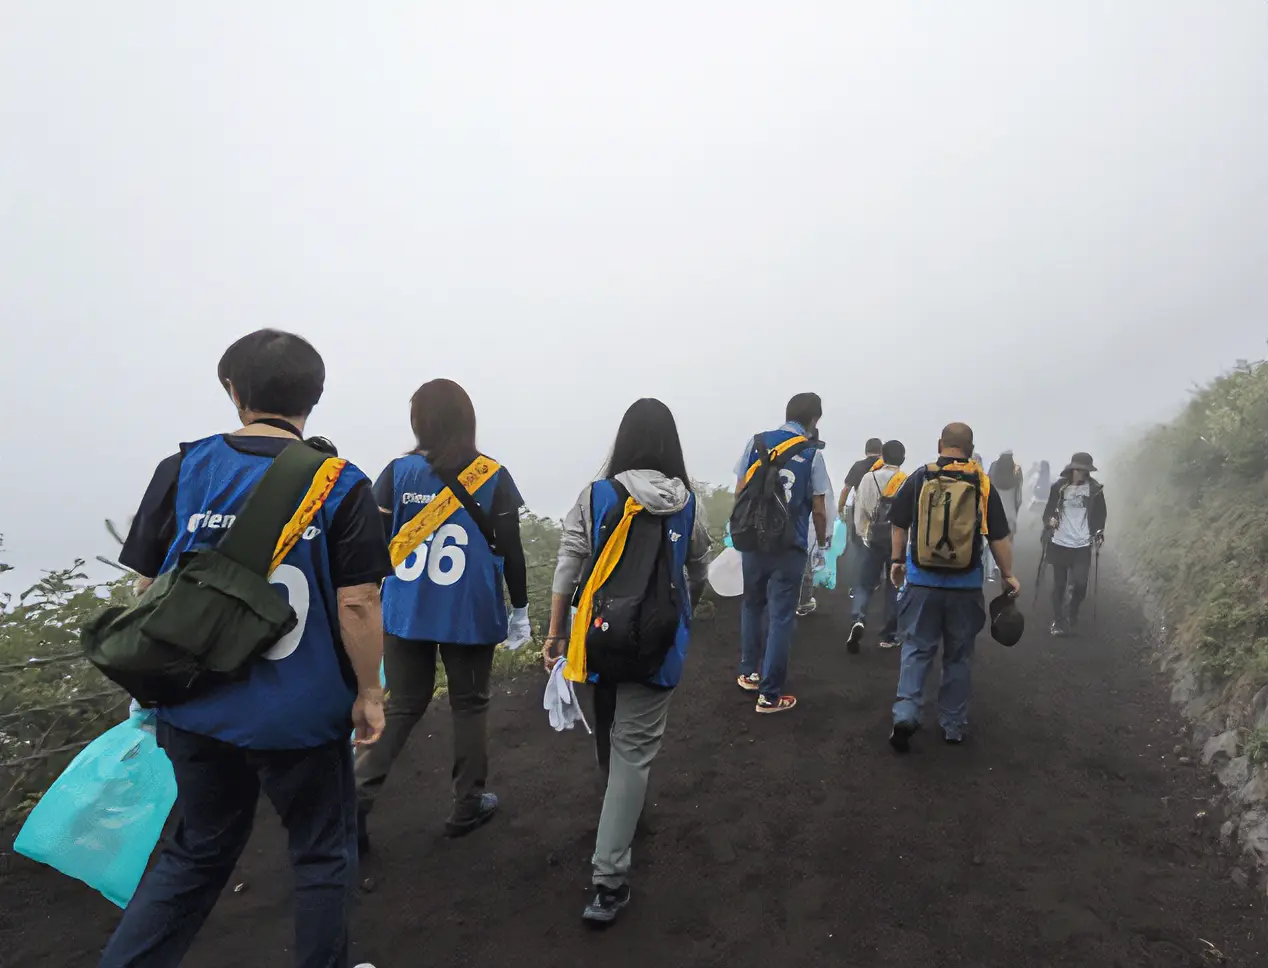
[3,529,1267,967]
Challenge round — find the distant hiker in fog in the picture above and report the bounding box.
[886,423,1019,752]
[1043,452,1106,637]
[101,330,391,968]
[838,436,883,595]
[986,450,1024,581]
[730,393,830,714]
[847,439,907,652]
[542,398,711,924]
[356,379,531,850]
[1029,460,1052,511]
[838,436,883,525]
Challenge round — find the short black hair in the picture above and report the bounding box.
[217,329,325,417]
[786,392,823,428]
[865,437,883,455]
[881,439,906,466]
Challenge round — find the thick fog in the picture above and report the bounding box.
[2,2,1266,580]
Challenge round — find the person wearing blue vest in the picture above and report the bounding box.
[885,422,1019,753]
[354,379,530,849]
[733,392,831,714]
[542,398,711,924]
[101,330,391,968]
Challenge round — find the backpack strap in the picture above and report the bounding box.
[431,461,500,554]
[217,442,347,577]
[388,455,502,568]
[741,433,812,487]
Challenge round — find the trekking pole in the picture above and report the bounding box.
[1093,540,1100,622]
[1033,528,1051,606]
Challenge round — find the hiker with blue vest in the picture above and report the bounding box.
[355,379,531,849]
[847,439,907,652]
[729,392,831,714]
[100,330,391,968]
[884,422,1019,752]
[541,398,711,924]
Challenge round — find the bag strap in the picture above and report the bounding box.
[217,442,338,576]
[387,455,502,567]
[742,433,812,487]
[432,461,499,554]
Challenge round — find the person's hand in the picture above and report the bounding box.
[351,687,386,746]
[1046,518,1059,530]
[811,548,827,572]
[542,635,567,673]
[890,562,907,588]
[1001,574,1021,597]
[506,606,532,651]
[1094,531,1105,549]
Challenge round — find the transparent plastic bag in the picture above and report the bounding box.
[14,707,176,908]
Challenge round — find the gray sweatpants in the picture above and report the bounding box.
[591,681,674,888]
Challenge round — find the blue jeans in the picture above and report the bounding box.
[100,723,359,968]
[739,548,806,701]
[892,584,986,738]
[850,543,897,639]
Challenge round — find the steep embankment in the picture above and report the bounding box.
[1115,359,1268,887]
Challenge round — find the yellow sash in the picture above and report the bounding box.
[880,469,907,498]
[741,435,810,488]
[387,455,501,568]
[270,458,346,574]
[564,496,642,683]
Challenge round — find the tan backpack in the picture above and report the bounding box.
[913,462,988,571]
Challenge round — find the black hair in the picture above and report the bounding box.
[217,329,325,417]
[785,392,823,428]
[605,398,690,483]
[865,437,883,455]
[410,379,478,473]
[881,439,906,466]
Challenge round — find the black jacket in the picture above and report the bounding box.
[1043,476,1107,539]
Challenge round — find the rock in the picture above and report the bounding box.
[1231,868,1249,888]
[1202,730,1240,766]
[361,877,377,893]
[1252,685,1268,730]
[1232,766,1268,807]
[546,852,558,867]
[1221,820,1236,847]
[233,882,248,894]
[1237,811,1268,866]
[1178,756,1193,766]
[1218,756,1250,791]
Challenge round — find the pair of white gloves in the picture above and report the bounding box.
[506,606,532,651]
[543,656,591,733]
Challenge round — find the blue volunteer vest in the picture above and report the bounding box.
[156,436,364,749]
[904,464,986,589]
[381,454,509,644]
[746,427,818,551]
[588,480,696,689]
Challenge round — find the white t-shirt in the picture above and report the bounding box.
[1052,482,1092,549]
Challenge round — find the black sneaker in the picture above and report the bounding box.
[444,792,499,838]
[1049,622,1066,637]
[847,622,865,654]
[942,731,965,745]
[889,720,919,753]
[583,883,631,924]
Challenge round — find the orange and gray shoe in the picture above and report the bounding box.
[756,694,797,714]
[736,672,761,692]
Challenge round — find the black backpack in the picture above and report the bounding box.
[867,470,896,554]
[573,482,685,684]
[729,432,821,553]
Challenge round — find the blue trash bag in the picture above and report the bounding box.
[812,518,850,590]
[14,705,176,909]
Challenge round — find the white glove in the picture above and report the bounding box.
[543,657,591,733]
[506,606,532,651]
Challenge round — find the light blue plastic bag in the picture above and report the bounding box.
[811,518,850,590]
[14,705,176,908]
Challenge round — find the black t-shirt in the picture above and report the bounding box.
[373,455,529,609]
[120,435,392,588]
[844,455,880,491]
[888,458,1012,567]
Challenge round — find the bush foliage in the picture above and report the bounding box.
[1115,358,1268,690]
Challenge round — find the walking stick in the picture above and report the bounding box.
[1033,527,1051,606]
[1093,539,1100,621]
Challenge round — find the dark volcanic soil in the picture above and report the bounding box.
[3,531,1267,967]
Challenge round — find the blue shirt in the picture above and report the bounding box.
[733,422,829,551]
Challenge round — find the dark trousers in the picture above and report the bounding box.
[354,636,495,824]
[100,724,357,968]
[1049,543,1093,625]
[851,542,897,638]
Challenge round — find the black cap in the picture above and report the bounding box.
[989,590,1024,647]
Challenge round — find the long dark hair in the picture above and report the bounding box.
[409,379,478,472]
[604,398,690,483]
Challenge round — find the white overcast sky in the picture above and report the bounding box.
[2,2,1266,580]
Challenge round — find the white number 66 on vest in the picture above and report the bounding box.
[393,523,469,586]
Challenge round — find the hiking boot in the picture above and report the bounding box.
[1050,621,1067,637]
[736,672,761,692]
[444,792,499,837]
[889,720,919,753]
[756,695,797,714]
[942,730,965,745]
[583,883,631,924]
[847,621,865,654]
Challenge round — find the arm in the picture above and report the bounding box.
[492,472,528,609]
[810,452,830,546]
[1090,485,1108,539]
[119,452,184,594]
[543,488,593,668]
[985,486,1020,595]
[812,495,829,548]
[686,498,713,609]
[1042,481,1062,528]
[887,474,918,586]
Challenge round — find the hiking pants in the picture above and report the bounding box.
[739,548,806,701]
[892,585,986,739]
[354,636,495,826]
[1048,543,1093,624]
[100,724,357,968]
[591,682,673,889]
[851,542,897,639]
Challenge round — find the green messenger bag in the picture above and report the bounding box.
[81,441,337,707]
